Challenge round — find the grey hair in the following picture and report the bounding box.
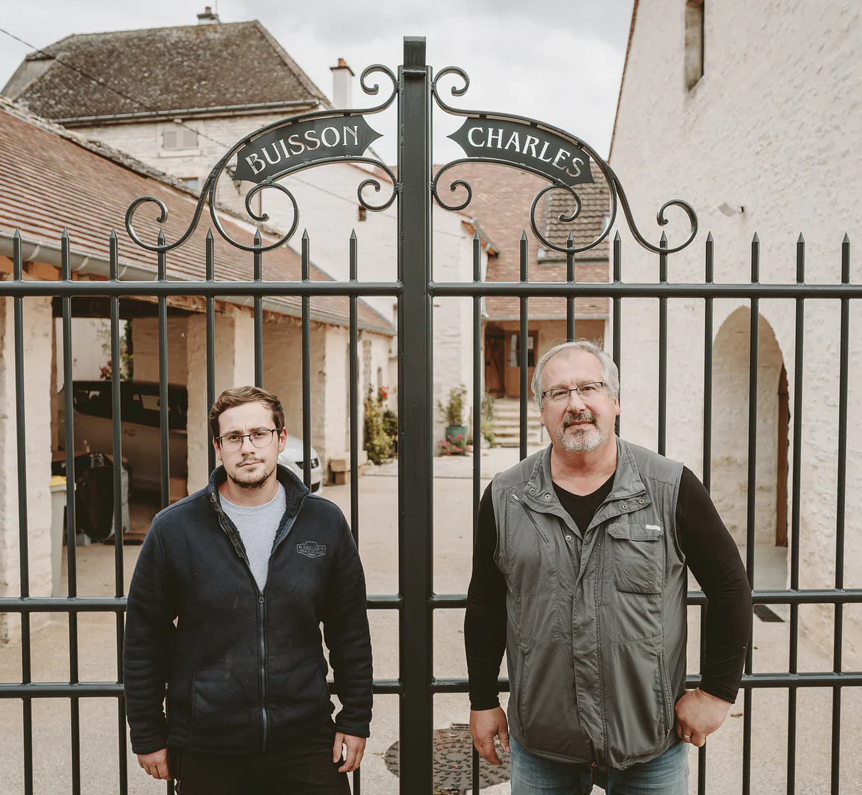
[531,339,620,409]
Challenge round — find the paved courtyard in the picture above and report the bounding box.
[0,447,860,794]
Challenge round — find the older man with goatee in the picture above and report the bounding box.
[465,340,752,795]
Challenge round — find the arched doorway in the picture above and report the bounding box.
[711,307,788,547]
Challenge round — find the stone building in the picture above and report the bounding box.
[0,98,393,638]
[1,13,492,442]
[609,0,861,655]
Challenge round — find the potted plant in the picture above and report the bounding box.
[437,384,468,450]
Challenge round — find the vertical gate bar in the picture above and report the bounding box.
[12,231,33,795]
[742,233,759,795]
[109,232,129,795]
[566,232,575,341]
[110,232,125,598]
[254,230,263,388]
[698,231,714,795]
[165,228,179,795]
[349,231,359,540]
[159,227,171,795]
[658,233,668,456]
[612,232,621,437]
[787,235,805,795]
[348,231,361,795]
[702,233,714,492]
[158,232,170,509]
[831,235,850,795]
[301,232,311,488]
[156,235,170,792]
[61,230,82,795]
[519,232,528,461]
[206,231,216,475]
[471,230,482,795]
[397,36,434,794]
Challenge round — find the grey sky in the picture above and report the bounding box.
[0,0,633,163]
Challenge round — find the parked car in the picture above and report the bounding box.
[59,381,323,495]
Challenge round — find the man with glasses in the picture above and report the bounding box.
[465,340,751,794]
[124,386,372,794]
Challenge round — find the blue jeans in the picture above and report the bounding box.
[510,736,689,795]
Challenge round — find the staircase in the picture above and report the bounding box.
[489,397,545,447]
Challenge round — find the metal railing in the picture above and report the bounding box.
[0,35,858,795]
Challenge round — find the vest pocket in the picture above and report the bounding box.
[608,523,664,594]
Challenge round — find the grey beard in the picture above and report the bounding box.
[554,413,605,453]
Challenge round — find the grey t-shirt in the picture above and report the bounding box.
[221,482,287,591]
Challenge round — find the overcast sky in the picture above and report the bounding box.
[0,0,633,164]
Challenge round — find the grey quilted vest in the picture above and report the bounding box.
[491,438,686,770]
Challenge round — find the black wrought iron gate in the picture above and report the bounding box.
[1,35,861,795]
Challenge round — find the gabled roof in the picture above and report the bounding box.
[2,21,329,124]
[0,98,393,336]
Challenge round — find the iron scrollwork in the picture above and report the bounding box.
[125,65,399,254]
[431,67,698,255]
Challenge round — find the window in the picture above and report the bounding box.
[684,0,705,91]
[509,331,538,368]
[162,124,199,150]
[179,177,200,191]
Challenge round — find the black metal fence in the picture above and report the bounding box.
[0,35,860,795]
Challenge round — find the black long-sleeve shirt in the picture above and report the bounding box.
[465,466,752,710]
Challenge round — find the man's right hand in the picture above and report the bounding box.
[469,707,510,766]
[137,748,171,780]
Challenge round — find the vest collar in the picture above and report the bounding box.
[521,438,651,533]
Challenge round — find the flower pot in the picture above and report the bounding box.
[445,425,467,444]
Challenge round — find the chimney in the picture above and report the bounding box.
[330,58,355,109]
[197,6,220,23]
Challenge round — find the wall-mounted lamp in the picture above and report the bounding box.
[718,202,745,216]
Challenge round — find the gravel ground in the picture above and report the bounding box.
[0,447,859,794]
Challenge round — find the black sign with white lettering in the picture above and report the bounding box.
[447,119,594,187]
[234,116,383,183]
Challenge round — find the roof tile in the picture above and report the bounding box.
[0,99,391,334]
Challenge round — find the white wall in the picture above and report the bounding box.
[131,317,189,385]
[0,296,53,642]
[610,0,862,659]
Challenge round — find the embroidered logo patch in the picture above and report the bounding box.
[297,541,327,559]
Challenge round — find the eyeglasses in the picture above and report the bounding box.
[542,382,607,404]
[216,428,278,452]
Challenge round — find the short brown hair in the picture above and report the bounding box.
[209,386,285,440]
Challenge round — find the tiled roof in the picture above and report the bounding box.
[541,164,611,260]
[2,21,328,122]
[0,99,393,335]
[433,162,609,320]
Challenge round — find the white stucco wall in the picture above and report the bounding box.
[185,307,255,493]
[610,0,862,659]
[130,317,189,385]
[0,296,53,642]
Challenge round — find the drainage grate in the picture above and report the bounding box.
[384,724,511,794]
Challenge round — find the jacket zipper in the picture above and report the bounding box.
[259,497,307,750]
[214,494,307,752]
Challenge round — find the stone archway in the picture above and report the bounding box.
[711,307,787,546]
